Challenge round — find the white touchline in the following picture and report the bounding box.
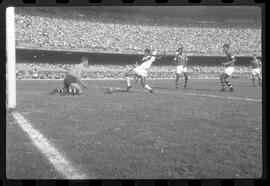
[92,85,261,103]
[12,112,89,179]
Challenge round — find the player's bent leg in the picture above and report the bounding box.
[252,74,256,87]
[184,72,188,88]
[175,73,180,89]
[220,73,226,91]
[224,74,233,92]
[255,72,261,86]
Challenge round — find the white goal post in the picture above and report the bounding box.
[6,7,16,109]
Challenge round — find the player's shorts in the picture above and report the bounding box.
[64,74,78,89]
[134,67,148,77]
[251,68,261,75]
[176,65,187,74]
[224,67,235,76]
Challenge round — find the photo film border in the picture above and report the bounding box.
[0,0,267,186]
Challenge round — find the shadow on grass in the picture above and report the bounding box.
[184,87,218,93]
[104,88,132,94]
[151,86,176,91]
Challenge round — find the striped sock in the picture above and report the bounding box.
[252,78,256,87]
[68,88,79,95]
[225,81,233,89]
[57,88,64,93]
[176,80,179,88]
[184,76,188,87]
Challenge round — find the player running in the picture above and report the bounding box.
[220,44,235,92]
[173,46,189,88]
[125,49,164,93]
[250,53,261,87]
[49,56,88,96]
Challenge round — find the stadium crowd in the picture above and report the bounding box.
[15,8,261,56]
[16,63,252,80]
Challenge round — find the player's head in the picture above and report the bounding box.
[252,53,257,60]
[144,49,151,56]
[177,46,184,53]
[81,56,88,67]
[223,44,230,53]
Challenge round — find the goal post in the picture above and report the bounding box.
[6,7,16,109]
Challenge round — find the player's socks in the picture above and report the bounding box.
[258,78,261,86]
[252,78,256,87]
[220,81,226,91]
[225,80,233,89]
[176,78,179,88]
[184,76,188,88]
[127,77,131,87]
[50,88,65,95]
[145,84,152,92]
[127,85,132,91]
[67,88,80,95]
[176,74,180,89]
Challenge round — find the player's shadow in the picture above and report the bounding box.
[104,89,131,94]
[183,87,218,92]
[151,86,175,91]
[152,86,217,92]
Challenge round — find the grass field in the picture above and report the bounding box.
[6,79,262,179]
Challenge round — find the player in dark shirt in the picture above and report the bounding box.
[250,53,261,87]
[173,47,189,88]
[220,44,235,92]
[49,56,88,96]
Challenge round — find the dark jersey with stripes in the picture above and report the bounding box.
[224,52,235,67]
[250,59,261,69]
[174,53,188,66]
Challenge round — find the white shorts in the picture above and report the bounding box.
[176,65,187,74]
[251,68,261,75]
[224,67,235,76]
[134,67,148,77]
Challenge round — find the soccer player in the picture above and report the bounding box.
[220,44,235,92]
[32,68,38,79]
[49,56,88,95]
[250,53,261,87]
[125,49,157,93]
[173,46,189,88]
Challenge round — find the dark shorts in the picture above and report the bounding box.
[64,75,78,89]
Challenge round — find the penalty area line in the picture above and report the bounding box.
[91,85,261,103]
[12,112,90,179]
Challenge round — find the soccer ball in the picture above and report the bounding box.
[107,87,113,94]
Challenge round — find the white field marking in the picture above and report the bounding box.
[12,112,90,179]
[92,85,261,103]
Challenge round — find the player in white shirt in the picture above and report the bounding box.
[125,49,157,93]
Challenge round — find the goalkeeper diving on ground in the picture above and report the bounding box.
[49,56,88,96]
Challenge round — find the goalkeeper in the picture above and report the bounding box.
[49,56,88,96]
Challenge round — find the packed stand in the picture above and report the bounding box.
[15,8,261,56]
